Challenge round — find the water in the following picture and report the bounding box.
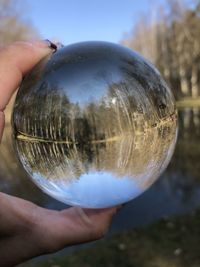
[12,41,177,208]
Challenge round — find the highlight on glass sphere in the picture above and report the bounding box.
[12,41,178,208]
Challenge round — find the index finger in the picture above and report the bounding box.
[0,40,54,111]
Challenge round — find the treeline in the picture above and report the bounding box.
[14,77,176,145]
[122,0,200,99]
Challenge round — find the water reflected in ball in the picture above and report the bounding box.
[12,41,177,208]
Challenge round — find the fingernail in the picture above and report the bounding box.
[29,40,57,51]
[43,39,57,51]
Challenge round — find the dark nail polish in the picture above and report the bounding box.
[44,39,57,51]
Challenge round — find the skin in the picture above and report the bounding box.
[0,41,118,267]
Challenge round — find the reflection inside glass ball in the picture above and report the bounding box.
[12,41,177,208]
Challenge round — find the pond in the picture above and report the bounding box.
[0,107,200,264]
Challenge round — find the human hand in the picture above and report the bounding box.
[0,41,118,267]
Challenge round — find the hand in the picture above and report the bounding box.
[0,41,118,267]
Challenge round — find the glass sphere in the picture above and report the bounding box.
[12,41,177,208]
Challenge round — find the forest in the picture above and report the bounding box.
[122,0,200,100]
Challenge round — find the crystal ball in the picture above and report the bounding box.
[12,41,177,208]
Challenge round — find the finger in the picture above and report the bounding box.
[0,40,55,111]
[65,207,117,242]
[38,207,118,253]
[58,207,117,248]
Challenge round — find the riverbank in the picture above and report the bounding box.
[21,208,200,267]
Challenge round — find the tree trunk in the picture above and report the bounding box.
[179,67,190,96]
[191,66,199,98]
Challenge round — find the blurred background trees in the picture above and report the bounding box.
[122,0,200,100]
[0,0,199,101]
[0,0,37,45]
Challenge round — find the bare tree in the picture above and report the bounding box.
[0,0,38,45]
[121,0,200,100]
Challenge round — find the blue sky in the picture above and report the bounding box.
[25,0,165,45]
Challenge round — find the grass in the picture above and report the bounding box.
[20,208,200,267]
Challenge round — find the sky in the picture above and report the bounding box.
[25,0,165,46]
